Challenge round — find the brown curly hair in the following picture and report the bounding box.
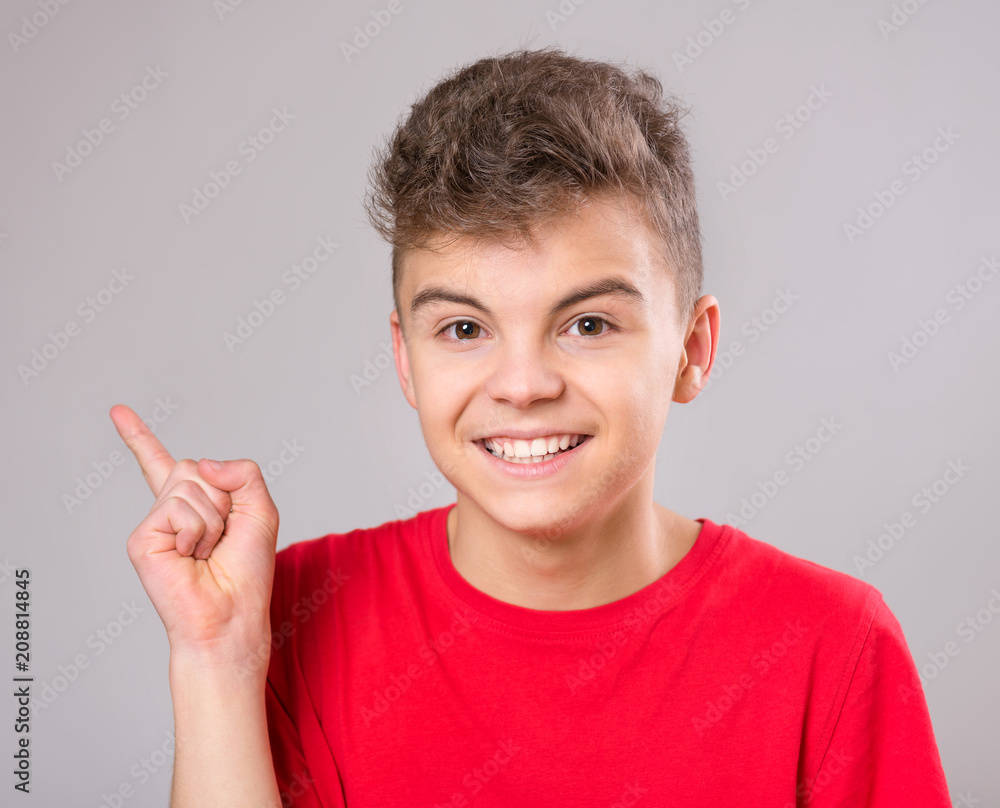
[363,45,703,326]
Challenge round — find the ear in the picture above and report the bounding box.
[673,294,720,404]
[390,308,418,409]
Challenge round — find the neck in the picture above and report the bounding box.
[446,489,699,611]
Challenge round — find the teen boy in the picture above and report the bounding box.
[112,46,951,806]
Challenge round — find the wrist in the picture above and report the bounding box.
[168,621,273,681]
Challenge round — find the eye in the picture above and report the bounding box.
[439,320,484,341]
[436,315,618,343]
[567,315,616,338]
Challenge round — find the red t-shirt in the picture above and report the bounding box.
[264,503,951,806]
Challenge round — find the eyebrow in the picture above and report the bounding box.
[409,276,647,321]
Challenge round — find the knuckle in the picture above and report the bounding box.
[203,486,231,513]
[160,494,188,514]
[173,478,204,499]
[175,458,199,475]
[208,506,226,530]
[149,446,172,466]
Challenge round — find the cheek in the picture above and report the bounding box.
[595,362,655,413]
[610,376,671,452]
[414,359,474,430]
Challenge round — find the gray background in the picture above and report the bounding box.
[2,0,998,804]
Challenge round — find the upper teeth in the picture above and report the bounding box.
[482,434,585,458]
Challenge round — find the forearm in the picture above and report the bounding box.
[167,652,280,808]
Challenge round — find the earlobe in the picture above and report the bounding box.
[389,309,418,409]
[673,295,720,404]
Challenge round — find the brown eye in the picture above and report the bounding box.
[452,321,481,340]
[572,316,607,336]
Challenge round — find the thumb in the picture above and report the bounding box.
[197,457,277,518]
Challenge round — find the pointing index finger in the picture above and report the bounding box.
[109,404,175,496]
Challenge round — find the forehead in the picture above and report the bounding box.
[400,197,673,317]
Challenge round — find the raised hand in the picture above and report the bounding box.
[109,404,279,668]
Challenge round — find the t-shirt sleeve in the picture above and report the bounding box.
[264,546,345,808]
[802,595,951,806]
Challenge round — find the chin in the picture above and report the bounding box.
[475,489,594,540]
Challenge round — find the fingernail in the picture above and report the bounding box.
[204,458,223,471]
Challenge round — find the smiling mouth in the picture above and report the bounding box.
[477,435,592,464]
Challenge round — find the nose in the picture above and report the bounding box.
[482,338,566,408]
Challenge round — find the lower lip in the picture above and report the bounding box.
[475,436,592,479]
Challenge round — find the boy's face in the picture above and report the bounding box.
[389,194,718,536]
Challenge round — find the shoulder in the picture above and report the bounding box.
[722,522,880,602]
[271,504,445,596]
[713,521,886,642]
[716,527,951,799]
